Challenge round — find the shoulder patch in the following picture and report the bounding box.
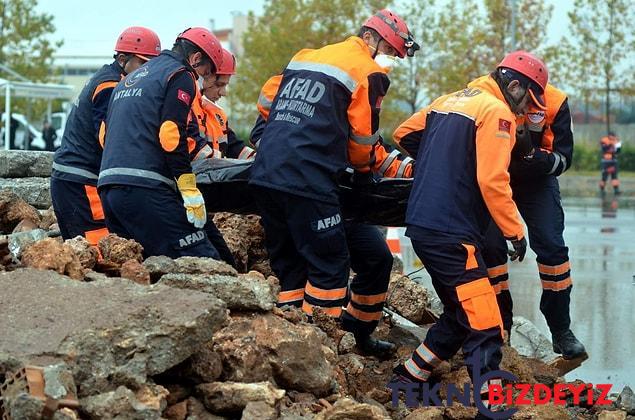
[177,89,191,105]
[498,119,511,133]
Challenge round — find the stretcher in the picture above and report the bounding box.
[193,158,412,227]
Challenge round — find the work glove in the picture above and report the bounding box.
[176,173,207,229]
[507,237,527,262]
[512,123,534,159]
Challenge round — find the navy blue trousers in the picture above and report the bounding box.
[50,177,109,245]
[483,175,572,334]
[254,187,392,336]
[403,230,503,382]
[99,184,220,260]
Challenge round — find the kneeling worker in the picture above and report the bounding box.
[98,28,225,259]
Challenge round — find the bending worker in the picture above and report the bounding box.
[249,9,418,356]
[391,51,547,386]
[51,27,160,246]
[98,28,225,259]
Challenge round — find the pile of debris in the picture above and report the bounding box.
[1,186,633,420]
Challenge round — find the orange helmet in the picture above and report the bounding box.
[176,27,224,70]
[497,50,548,110]
[115,26,161,60]
[363,9,419,58]
[216,49,236,75]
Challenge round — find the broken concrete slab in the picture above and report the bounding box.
[0,151,53,178]
[616,386,635,415]
[196,381,285,414]
[79,386,162,420]
[510,316,558,362]
[0,178,51,209]
[213,313,335,397]
[0,269,228,397]
[143,255,237,283]
[159,272,278,312]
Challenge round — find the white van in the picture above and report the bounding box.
[0,111,67,150]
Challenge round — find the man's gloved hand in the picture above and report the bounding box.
[176,173,207,228]
[507,237,527,262]
[512,123,534,158]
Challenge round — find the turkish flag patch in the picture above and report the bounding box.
[375,95,384,108]
[498,118,511,133]
[177,89,191,105]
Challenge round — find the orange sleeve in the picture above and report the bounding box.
[347,73,388,172]
[372,145,413,178]
[475,104,524,241]
[393,107,428,157]
[257,75,283,120]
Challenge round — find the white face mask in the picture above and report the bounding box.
[197,76,205,90]
[374,54,398,71]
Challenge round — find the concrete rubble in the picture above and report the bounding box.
[0,169,630,419]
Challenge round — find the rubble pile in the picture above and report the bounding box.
[0,183,631,419]
[213,212,272,275]
[0,150,53,209]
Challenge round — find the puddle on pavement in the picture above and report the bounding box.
[410,195,635,391]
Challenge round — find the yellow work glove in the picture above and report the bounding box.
[176,173,207,229]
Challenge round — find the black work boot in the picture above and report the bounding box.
[355,333,396,360]
[552,329,587,359]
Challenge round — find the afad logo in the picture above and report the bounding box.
[124,66,149,88]
[387,349,612,419]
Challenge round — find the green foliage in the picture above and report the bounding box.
[230,0,388,129]
[554,0,635,131]
[0,0,62,119]
[571,143,635,172]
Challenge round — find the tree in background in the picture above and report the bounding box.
[552,0,635,133]
[0,0,62,118]
[385,0,552,138]
[230,0,385,131]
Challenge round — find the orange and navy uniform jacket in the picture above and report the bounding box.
[189,94,255,161]
[249,37,413,204]
[600,134,619,162]
[52,61,124,185]
[393,75,525,243]
[98,51,197,191]
[508,83,574,179]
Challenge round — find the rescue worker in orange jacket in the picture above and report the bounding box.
[191,49,255,162]
[599,131,621,195]
[98,28,225,259]
[248,9,419,357]
[390,51,547,389]
[187,49,254,267]
[51,27,161,246]
[481,77,586,360]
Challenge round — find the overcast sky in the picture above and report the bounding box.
[37,0,573,56]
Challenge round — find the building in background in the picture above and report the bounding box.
[212,12,248,56]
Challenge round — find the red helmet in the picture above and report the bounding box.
[363,9,419,58]
[216,49,236,75]
[115,27,161,60]
[176,27,223,71]
[497,50,548,109]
